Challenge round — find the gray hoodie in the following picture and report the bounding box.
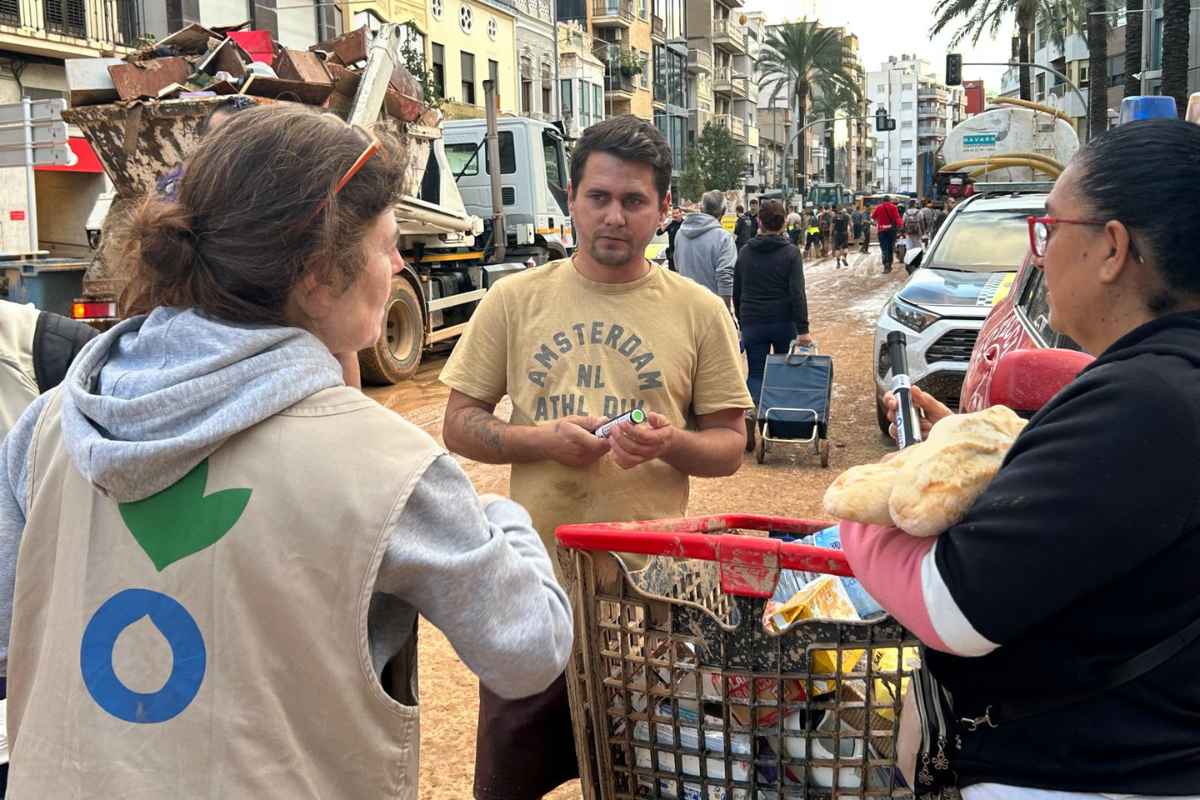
[674,212,737,298]
[0,308,572,699]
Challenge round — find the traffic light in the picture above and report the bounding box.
[946,53,963,87]
[874,107,896,132]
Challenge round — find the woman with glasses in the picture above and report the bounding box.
[0,105,572,797]
[842,118,1200,799]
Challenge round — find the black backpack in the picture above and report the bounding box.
[33,311,98,392]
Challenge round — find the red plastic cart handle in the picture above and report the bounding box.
[555,514,853,599]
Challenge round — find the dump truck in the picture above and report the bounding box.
[61,22,537,384]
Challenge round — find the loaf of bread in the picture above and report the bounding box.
[823,405,1026,537]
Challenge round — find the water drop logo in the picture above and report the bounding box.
[80,460,251,723]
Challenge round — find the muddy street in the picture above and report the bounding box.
[365,247,906,799]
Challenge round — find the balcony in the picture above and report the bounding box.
[918,87,949,102]
[711,18,746,54]
[0,0,143,59]
[604,72,636,98]
[686,47,712,75]
[917,104,942,118]
[717,113,746,141]
[651,14,664,40]
[592,0,634,27]
[918,124,947,138]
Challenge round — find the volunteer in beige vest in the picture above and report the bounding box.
[0,301,39,436]
[0,106,571,798]
[441,115,753,800]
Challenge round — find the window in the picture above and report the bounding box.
[431,43,445,97]
[459,4,473,34]
[639,0,647,18]
[902,82,913,90]
[901,120,913,129]
[1017,270,1082,351]
[876,84,886,93]
[926,209,1040,272]
[561,79,573,115]
[522,79,533,113]
[579,81,589,126]
[461,51,476,104]
[446,142,480,176]
[901,101,913,111]
[593,83,603,121]
[900,158,913,166]
[1035,73,1046,99]
[489,59,499,89]
[543,130,567,194]
[900,176,913,187]
[484,131,518,174]
[1078,63,1089,88]
[543,82,552,114]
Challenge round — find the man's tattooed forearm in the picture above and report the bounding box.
[461,407,505,453]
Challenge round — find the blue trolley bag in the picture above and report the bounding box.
[756,344,833,441]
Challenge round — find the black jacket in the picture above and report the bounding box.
[734,212,758,249]
[660,218,683,269]
[927,311,1200,794]
[732,234,808,334]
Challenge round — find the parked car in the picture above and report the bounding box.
[645,230,670,268]
[871,191,1047,432]
[959,247,1093,413]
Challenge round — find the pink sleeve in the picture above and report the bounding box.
[839,521,951,652]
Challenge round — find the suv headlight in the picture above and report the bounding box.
[887,297,941,332]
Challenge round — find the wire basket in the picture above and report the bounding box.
[557,515,921,800]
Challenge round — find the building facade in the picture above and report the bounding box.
[558,0,652,120]
[687,0,747,155]
[868,54,961,194]
[427,0,520,115]
[558,20,605,137]
[652,0,687,194]
[494,0,558,121]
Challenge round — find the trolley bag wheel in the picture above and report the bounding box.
[754,427,767,464]
[359,278,423,385]
[820,438,831,468]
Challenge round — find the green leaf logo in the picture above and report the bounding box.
[119,459,251,571]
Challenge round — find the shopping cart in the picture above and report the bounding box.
[557,515,919,800]
[756,344,834,467]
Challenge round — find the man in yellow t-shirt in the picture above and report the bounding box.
[439,114,753,800]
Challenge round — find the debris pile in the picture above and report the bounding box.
[65,22,429,126]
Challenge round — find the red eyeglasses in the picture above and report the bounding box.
[307,132,381,224]
[1026,215,1110,259]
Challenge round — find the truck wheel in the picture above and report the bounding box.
[359,278,423,385]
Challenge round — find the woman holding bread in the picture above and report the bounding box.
[842,119,1200,798]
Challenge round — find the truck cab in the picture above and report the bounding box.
[443,117,573,264]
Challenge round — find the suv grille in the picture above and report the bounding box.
[926,329,979,364]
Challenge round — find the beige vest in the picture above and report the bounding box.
[7,386,442,799]
[0,301,40,437]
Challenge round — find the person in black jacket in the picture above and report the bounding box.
[734,198,758,251]
[734,200,812,449]
[658,206,684,271]
[852,118,1200,798]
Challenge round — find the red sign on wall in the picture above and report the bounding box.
[10,210,26,221]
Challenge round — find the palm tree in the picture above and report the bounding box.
[757,22,862,200]
[1161,0,1192,116]
[932,0,1077,101]
[812,81,862,183]
[1087,0,1108,138]
[1124,0,1144,96]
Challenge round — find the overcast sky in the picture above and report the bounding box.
[740,0,1016,91]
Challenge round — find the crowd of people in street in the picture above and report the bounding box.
[2,101,1200,800]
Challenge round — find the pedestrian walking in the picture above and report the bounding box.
[439,114,753,800]
[832,205,851,267]
[851,208,865,248]
[855,118,1200,800]
[734,199,813,451]
[786,205,804,247]
[805,212,821,260]
[919,199,940,245]
[900,199,925,271]
[0,106,573,798]
[817,205,833,257]
[676,189,738,310]
[658,205,684,271]
[734,198,759,251]
[871,196,902,273]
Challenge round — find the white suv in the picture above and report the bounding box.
[871,192,1047,432]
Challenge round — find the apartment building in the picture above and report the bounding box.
[427,0,519,115]
[557,0,652,120]
[687,0,747,151]
[651,0,685,191]
[558,20,605,137]
[492,0,557,121]
[868,54,960,194]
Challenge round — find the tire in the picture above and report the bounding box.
[875,394,891,436]
[754,429,766,464]
[358,278,424,385]
[820,439,831,468]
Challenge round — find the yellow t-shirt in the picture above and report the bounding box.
[440,258,753,555]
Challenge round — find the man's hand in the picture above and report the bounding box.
[794,334,815,348]
[542,415,611,468]
[608,412,675,470]
[883,385,953,442]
